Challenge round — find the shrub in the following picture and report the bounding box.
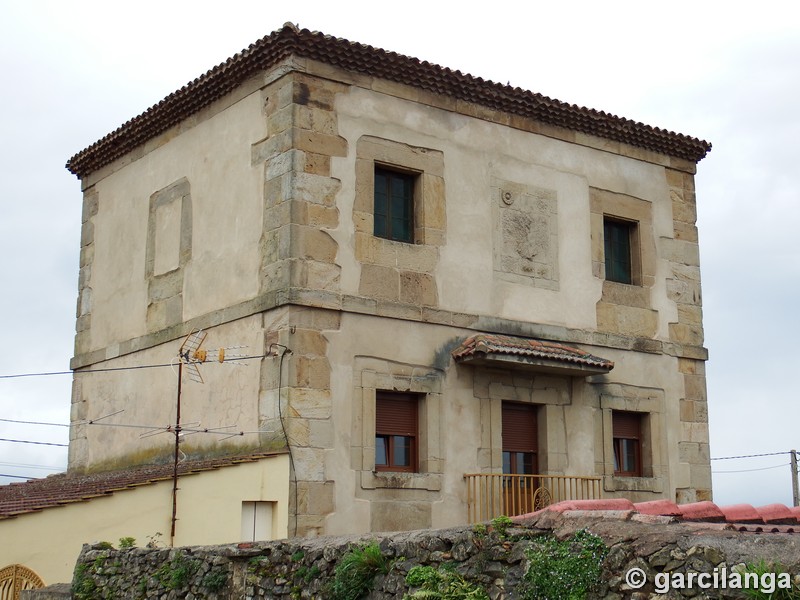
[330,542,389,600]
[519,529,607,600]
[405,564,488,599]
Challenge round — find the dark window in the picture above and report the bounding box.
[613,411,642,476]
[375,391,418,472]
[604,217,635,284]
[502,402,538,475]
[374,167,415,243]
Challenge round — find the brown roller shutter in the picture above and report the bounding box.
[502,403,538,453]
[613,411,641,439]
[376,392,418,436]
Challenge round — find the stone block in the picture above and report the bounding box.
[300,260,341,292]
[359,264,399,301]
[288,355,331,390]
[399,271,438,306]
[669,322,704,346]
[82,191,99,223]
[290,225,338,263]
[287,388,332,419]
[303,152,331,176]
[678,441,710,464]
[252,129,293,164]
[294,105,337,135]
[266,103,294,136]
[673,220,698,242]
[292,446,326,481]
[79,243,94,268]
[422,175,446,230]
[308,419,333,448]
[596,302,658,337]
[306,203,339,229]
[683,374,707,401]
[661,237,701,267]
[290,328,329,356]
[678,358,705,376]
[679,399,694,422]
[396,244,438,273]
[265,149,302,180]
[370,501,431,532]
[293,172,341,207]
[80,221,94,247]
[292,128,347,158]
[677,304,704,327]
[287,417,310,446]
[296,481,335,515]
[376,300,422,320]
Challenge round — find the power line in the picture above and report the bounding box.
[710,451,790,461]
[0,473,38,480]
[0,418,70,428]
[0,461,63,471]
[713,463,790,474]
[0,438,68,447]
[0,354,268,380]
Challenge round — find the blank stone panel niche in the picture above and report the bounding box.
[492,179,559,290]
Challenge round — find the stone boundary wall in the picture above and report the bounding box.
[27,510,800,599]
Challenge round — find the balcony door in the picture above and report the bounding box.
[501,402,539,515]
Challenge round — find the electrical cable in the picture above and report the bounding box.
[0,418,70,427]
[0,438,68,447]
[710,451,790,461]
[0,473,39,480]
[0,354,270,380]
[271,343,298,538]
[713,463,790,474]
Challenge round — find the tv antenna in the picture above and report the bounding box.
[170,329,246,545]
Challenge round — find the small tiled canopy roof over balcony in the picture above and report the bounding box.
[451,333,614,376]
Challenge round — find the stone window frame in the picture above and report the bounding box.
[600,390,665,493]
[354,363,443,492]
[472,369,571,474]
[354,135,445,268]
[144,177,193,332]
[591,188,655,308]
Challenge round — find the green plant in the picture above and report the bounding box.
[118,536,136,549]
[519,529,607,600]
[145,531,163,548]
[95,541,113,550]
[491,515,513,537]
[154,553,200,590]
[72,564,98,600]
[472,523,487,537]
[291,549,305,561]
[202,567,229,592]
[740,561,800,600]
[404,564,489,599]
[330,542,389,600]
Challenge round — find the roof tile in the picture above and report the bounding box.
[65,23,711,178]
[0,452,285,519]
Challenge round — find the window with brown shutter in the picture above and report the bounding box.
[375,391,418,472]
[613,411,642,476]
[502,402,538,475]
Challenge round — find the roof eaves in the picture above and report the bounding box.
[65,24,711,179]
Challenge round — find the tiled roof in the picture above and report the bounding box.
[65,23,711,178]
[452,333,614,373]
[528,498,800,533]
[0,452,285,520]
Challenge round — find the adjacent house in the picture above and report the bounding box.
[0,23,711,589]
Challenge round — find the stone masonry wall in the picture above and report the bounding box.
[36,509,800,599]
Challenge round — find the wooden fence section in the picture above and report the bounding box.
[464,473,602,523]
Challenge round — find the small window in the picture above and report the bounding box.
[613,411,642,477]
[375,391,418,472]
[241,501,274,542]
[374,167,415,243]
[604,217,635,284]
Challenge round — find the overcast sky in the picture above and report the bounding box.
[1,1,798,507]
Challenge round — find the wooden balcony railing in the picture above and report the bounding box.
[464,473,603,523]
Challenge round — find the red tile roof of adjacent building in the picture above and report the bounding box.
[525,498,800,533]
[65,23,712,178]
[0,452,285,520]
[452,333,614,372]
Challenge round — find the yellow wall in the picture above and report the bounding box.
[0,455,289,585]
